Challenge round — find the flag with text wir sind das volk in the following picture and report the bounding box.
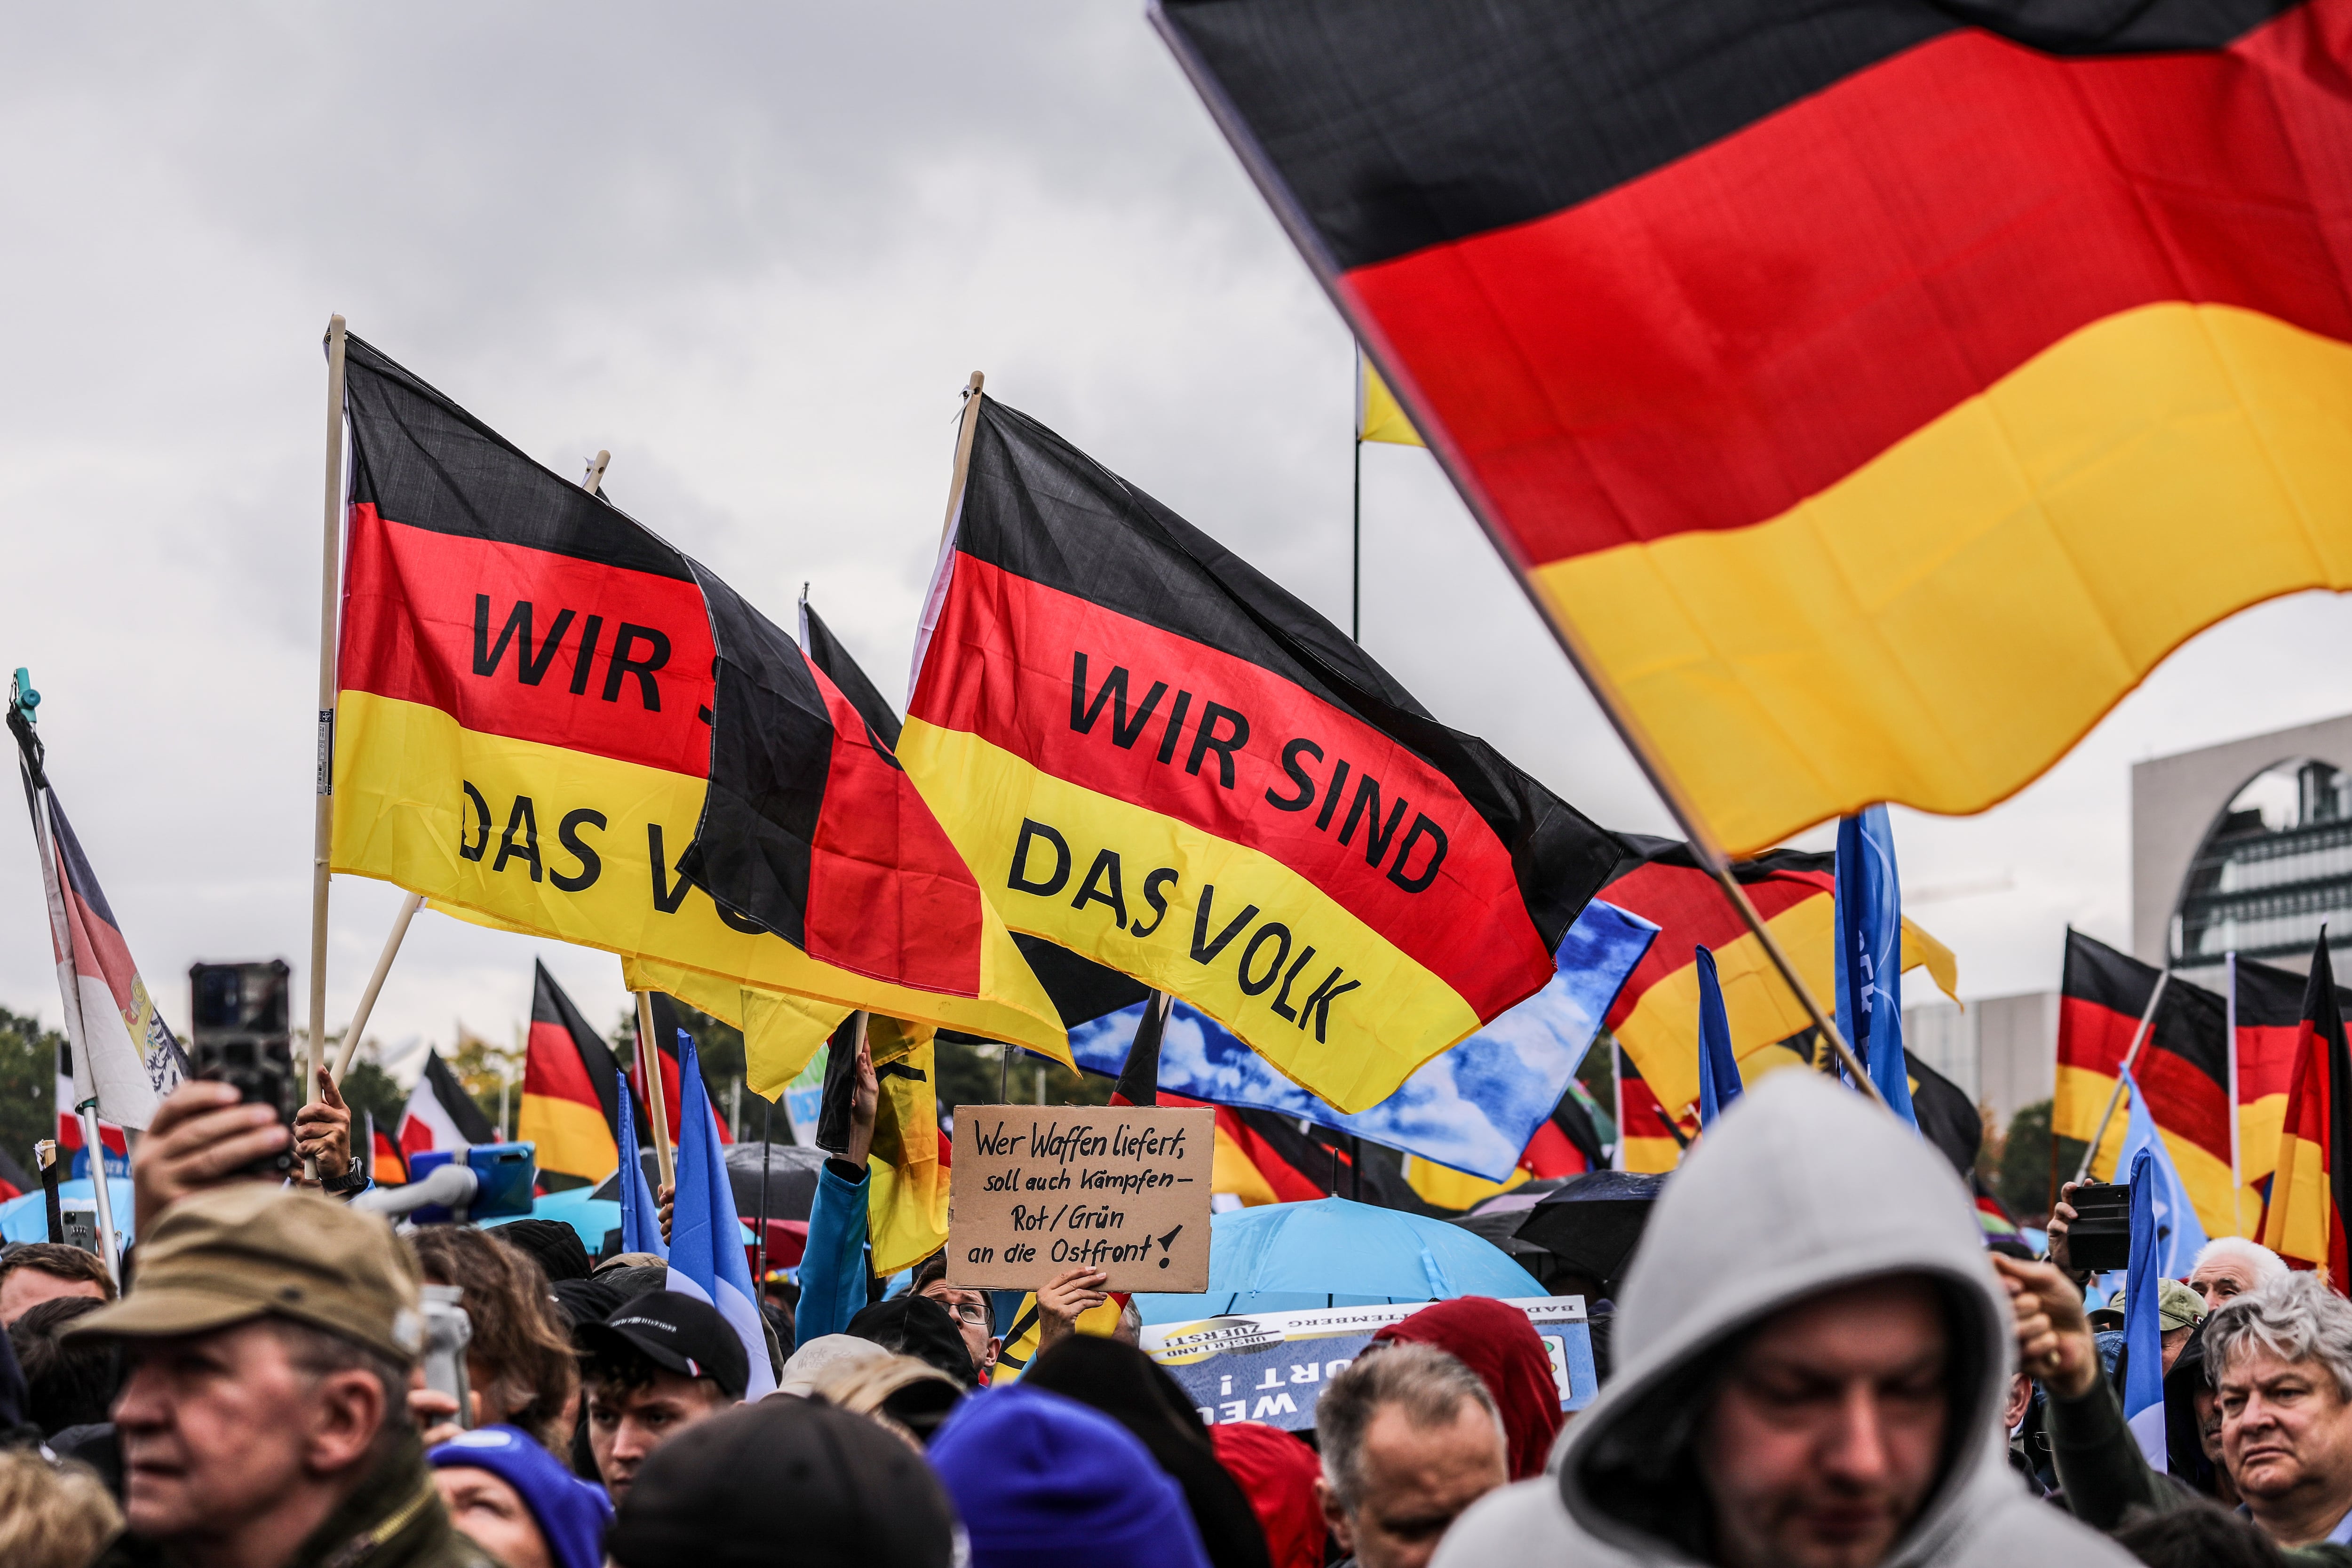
[328,337,1067,1060]
[1157,0,2352,857]
[898,394,1622,1114]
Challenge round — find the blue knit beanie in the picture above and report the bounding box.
[429,1424,613,1568]
[929,1385,1212,1568]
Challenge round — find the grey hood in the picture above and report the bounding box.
[1556,1070,2011,1566]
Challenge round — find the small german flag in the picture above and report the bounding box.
[2056,930,2238,1237]
[330,336,1066,1059]
[2261,936,2352,1288]
[900,394,1621,1113]
[1158,0,2352,856]
[1598,837,1955,1118]
[1615,1047,1687,1176]
[521,960,626,1181]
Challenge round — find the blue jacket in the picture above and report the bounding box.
[794,1155,871,1346]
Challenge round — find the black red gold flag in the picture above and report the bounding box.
[521,959,627,1180]
[900,394,1621,1112]
[2235,955,2352,1214]
[2262,937,2352,1286]
[1156,0,2352,855]
[328,335,1065,1059]
[2055,930,2237,1235]
[1599,837,1954,1117]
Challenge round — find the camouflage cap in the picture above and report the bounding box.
[63,1183,425,1364]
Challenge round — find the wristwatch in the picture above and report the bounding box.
[319,1168,373,1197]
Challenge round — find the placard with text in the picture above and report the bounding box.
[949,1105,1214,1291]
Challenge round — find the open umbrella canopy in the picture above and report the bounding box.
[1136,1197,1544,1324]
[588,1142,827,1222]
[1511,1171,1666,1291]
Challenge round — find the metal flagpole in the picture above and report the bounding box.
[2226,951,2243,1234]
[635,992,675,1193]
[1352,348,1364,644]
[305,315,350,1178]
[2073,969,2172,1185]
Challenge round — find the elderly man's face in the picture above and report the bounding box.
[1700,1278,1951,1568]
[919,1281,999,1378]
[2191,1258,2265,1313]
[1320,1400,1507,1568]
[2219,1347,2352,1511]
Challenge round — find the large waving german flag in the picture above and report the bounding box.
[1157,0,2352,855]
[1599,838,1955,1118]
[2235,955,2352,1216]
[899,395,1621,1113]
[330,337,1065,1058]
[2056,931,2240,1236]
[2261,939,2352,1286]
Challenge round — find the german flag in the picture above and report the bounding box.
[2261,937,2352,1287]
[899,394,1621,1114]
[1402,1098,1598,1212]
[638,995,731,1147]
[1157,1,2352,855]
[1615,1046,1687,1176]
[2233,955,2352,1213]
[2056,931,2239,1236]
[521,960,626,1180]
[329,336,1066,1059]
[1599,838,1955,1117]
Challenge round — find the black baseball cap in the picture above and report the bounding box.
[581,1290,749,1400]
[609,1396,957,1568]
[847,1295,975,1387]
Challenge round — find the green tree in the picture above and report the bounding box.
[0,1006,60,1180]
[931,1037,1110,1117]
[1995,1099,2092,1226]
[338,1056,408,1147]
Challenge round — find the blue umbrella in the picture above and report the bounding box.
[1136,1197,1545,1324]
[0,1178,135,1246]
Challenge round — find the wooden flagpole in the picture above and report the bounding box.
[305,316,349,1174]
[635,991,675,1192]
[332,891,422,1082]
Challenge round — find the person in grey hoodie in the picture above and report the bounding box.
[1431,1072,2134,1568]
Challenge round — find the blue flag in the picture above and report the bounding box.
[615,1077,667,1260]
[2122,1146,2168,1467]
[2118,1073,2208,1279]
[1065,898,1656,1180]
[1696,946,1743,1127]
[1835,805,1916,1125]
[665,1030,775,1397]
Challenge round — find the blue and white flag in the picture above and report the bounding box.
[665,1030,774,1398]
[2118,1073,2208,1280]
[2122,1146,2169,1468]
[1835,805,1916,1125]
[615,1077,667,1260]
[1695,946,1743,1128]
[1065,899,1656,1181]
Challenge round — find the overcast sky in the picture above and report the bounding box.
[4,5,2347,1088]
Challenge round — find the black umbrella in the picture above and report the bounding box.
[588,1143,828,1223]
[1511,1170,1668,1291]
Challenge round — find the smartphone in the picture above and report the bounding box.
[190,1038,297,1178]
[188,961,297,1178]
[419,1284,474,1430]
[2068,1179,2133,1274]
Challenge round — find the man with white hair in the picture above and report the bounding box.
[2190,1235,2291,1313]
[2012,1263,2352,1551]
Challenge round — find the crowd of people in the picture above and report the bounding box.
[5,1064,2352,1567]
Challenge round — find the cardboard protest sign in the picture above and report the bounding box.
[949,1106,1213,1290]
[1142,1297,1597,1431]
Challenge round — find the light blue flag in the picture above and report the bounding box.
[2122,1146,2169,1467]
[665,1030,775,1398]
[2118,1072,2208,1279]
[1065,898,1656,1181]
[615,1077,667,1260]
[1696,946,1743,1127]
[1835,805,1917,1125]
